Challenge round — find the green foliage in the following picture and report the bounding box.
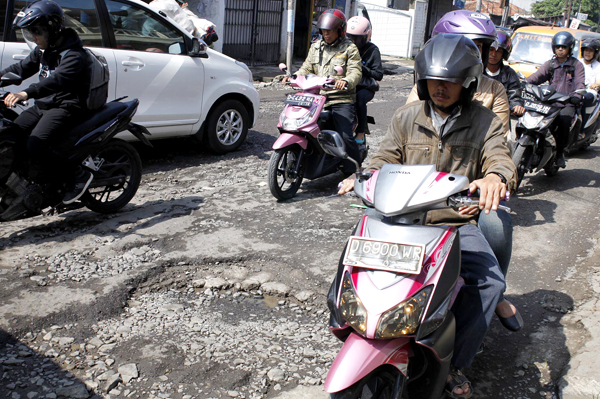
[531,0,600,26]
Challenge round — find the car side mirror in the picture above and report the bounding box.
[189,38,208,58]
[0,72,23,87]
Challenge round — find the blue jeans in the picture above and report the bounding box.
[477,202,513,302]
[452,225,506,369]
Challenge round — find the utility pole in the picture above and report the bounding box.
[476,0,482,12]
[564,0,572,27]
[501,0,510,27]
[286,0,296,69]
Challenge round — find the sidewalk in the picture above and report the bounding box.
[249,54,414,83]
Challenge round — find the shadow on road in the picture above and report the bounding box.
[517,167,600,197]
[470,289,573,398]
[0,328,102,399]
[0,196,204,251]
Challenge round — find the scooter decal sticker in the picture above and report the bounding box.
[422,172,448,195]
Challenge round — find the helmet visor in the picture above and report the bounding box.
[347,33,368,49]
[22,25,49,49]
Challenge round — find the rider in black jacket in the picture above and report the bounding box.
[484,31,525,117]
[0,0,93,204]
[346,16,383,147]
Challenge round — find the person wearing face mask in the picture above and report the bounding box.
[282,9,362,174]
[526,31,585,168]
[0,0,93,204]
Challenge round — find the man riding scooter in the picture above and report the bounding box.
[526,31,585,168]
[282,9,362,174]
[0,0,93,206]
[338,33,517,399]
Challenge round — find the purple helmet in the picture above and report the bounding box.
[432,11,497,65]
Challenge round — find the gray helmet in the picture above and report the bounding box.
[415,34,483,105]
[551,31,575,55]
[581,38,600,59]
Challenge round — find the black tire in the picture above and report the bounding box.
[268,147,304,200]
[330,368,404,399]
[81,140,142,214]
[511,143,531,188]
[205,99,249,154]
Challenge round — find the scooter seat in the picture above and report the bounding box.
[67,101,128,138]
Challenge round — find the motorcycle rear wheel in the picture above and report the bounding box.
[82,140,142,213]
[511,143,532,188]
[268,147,304,200]
[329,368,406,399]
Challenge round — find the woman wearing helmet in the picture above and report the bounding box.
[485,32,525,117]
[0,0,94,204]
[579,38,600,89]
[346,16,383,149]
[339,34,517,399]
[283,9,362,173]
[526,30,585,168]
[406,10,510,133]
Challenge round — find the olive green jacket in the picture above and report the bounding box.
[367,100,517,225]
[296,37,362,106]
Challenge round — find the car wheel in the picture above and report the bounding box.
[205,99,249,154]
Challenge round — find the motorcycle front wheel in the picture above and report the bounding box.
[511,143,533,188]
[82,140,142,213]
[330,368,406,399]
[268,147,304,200]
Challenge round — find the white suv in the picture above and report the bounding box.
[0,0,260,154]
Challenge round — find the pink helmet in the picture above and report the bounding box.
[347,16,372,49]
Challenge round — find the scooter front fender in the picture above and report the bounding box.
[324,332,409,393]
[272,133,308,150]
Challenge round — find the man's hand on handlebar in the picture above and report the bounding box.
[464,173,507,215]
[512,105,525,116]
[281,76,290,85]
[4,91,28,108]
[338,174,356,195]
[334,79,348,90]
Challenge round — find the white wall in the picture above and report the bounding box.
[187,0,225,52]
[363,2,417,57]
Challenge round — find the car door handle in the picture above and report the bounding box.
[122,61,145,67]
[12,54,28,60]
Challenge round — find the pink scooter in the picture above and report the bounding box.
[267,64,367,200]
[317,130,509,398]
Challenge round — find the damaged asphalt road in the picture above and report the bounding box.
[1,72,600,399]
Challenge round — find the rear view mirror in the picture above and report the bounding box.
[189,38,208,58]
[333,65,344,76]
[318,130,348,158]
[0,72,23,87]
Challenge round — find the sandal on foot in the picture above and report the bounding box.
[445,367,473,399]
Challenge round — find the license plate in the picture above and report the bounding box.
[524,100,551,114]
[343,237,425,274]
[284,94,314,107]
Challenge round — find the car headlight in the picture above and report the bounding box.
[521,112,545,130]
[236,60,253,83]
[281,108,316,131]
[339,272,368,335]
[375,285,433,339]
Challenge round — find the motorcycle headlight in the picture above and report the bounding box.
[520,113,545,130]
[375,285,433,339]
[339,272,368,335]
[281,108,316,131]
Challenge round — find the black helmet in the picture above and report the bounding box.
[415,34,483,105]
[581,38,600,59]
[551,31,575,55]
[14,0,64,49]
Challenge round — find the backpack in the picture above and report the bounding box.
[60,48,109,111]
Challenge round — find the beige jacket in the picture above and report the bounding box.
[296,37,362,106]
[406,75,511,134]
[367,100,517,225]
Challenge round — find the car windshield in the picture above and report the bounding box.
[509,32,554,64]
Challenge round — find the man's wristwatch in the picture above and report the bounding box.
[488,172,507,185]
